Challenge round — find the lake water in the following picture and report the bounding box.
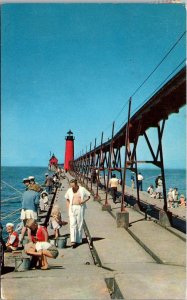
[1,166,186,237]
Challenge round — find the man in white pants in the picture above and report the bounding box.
[65,179,90,248]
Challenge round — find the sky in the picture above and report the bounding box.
[1,3,186,168]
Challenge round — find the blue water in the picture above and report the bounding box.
[101,168,186,196]
[1,166,186,237]
[1,167,50,237]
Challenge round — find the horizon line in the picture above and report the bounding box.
[1,165,186,170]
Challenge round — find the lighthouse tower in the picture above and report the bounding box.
[64,130,75,171]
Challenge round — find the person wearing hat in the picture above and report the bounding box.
[5,223,19,252]
[22,178,30,190]
[44,174,54,194]
[19,187,40,245]
[65,179,90,248]
[28,176,43,193]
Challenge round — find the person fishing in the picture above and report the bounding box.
[5,223,19,252]
[19,183,40,245]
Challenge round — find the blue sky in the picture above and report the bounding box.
[2,3,186,168]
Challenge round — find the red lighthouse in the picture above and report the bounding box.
[49,154,58,172]
[64,130,75,171]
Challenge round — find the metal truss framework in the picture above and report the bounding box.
[70,67,186,215]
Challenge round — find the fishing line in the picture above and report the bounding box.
[1,196,22,203]
[1,208,21,221]
[1,180,22,195]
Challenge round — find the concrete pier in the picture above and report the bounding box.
[1,174,186,300]
[116,211,129,228]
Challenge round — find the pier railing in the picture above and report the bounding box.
[70,67,186,227]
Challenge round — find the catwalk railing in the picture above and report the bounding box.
[70,67,186,224]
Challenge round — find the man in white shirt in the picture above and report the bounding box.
[109,174,120,204]
[137,172,144,191]
[65,179,90,248]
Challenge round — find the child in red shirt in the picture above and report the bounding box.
[25,219,48,242]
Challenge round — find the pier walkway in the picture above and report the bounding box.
[1,174,186,300]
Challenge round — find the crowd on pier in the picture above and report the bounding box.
[1,168,91,271]
[1,168,66,270]
[1,169,186,271]
[146,175,186,208]
[128,172,186,209]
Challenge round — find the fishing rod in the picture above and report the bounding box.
[1,180,22,195]
[1,208,21,221]
[1,196,22,203]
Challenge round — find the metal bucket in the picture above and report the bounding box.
[56,237,67,248]
[49,239,55,246]
[22,237,29,246]
[15,257,30,272]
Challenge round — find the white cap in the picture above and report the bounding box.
[28,176,35,180]
[41,190,48,195]
[22,178,30,182]
[45,173,49,176]
[6,223,14,227]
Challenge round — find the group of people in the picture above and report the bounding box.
[147,175,186,208]
[19,172,60,244]
[3,173,92,270]
[4,220,59,270]
[167,188,186,208]
[147,175,163,199]
[2,171,67,268]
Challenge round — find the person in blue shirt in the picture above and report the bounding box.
[19,189,40,245]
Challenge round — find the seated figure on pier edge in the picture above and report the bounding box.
[179,194,186,207]
[147,185,154,195]
[5,223,19,252]
[154,177,163,199]
[39,191,49,212]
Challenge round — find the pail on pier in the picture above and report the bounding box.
[22,237,29,246]
[56,237,67,248]
[49,239,55,246]
[15,257,30,272]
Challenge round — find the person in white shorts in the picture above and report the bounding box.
[25,241,59,270]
